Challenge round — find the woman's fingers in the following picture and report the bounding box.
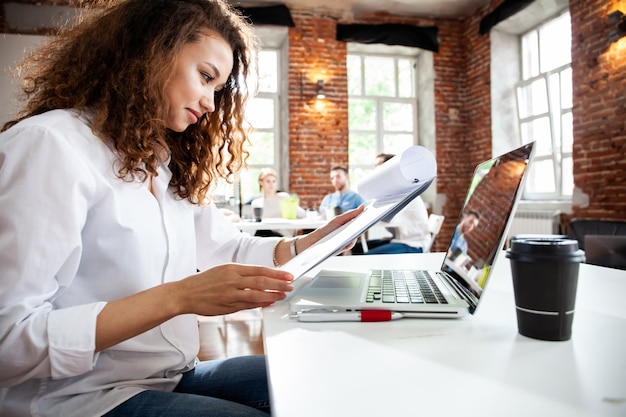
[178,264,294,316]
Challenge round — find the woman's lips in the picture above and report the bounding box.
[187,109,201,123]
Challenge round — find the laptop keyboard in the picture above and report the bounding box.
[366,269,448,304]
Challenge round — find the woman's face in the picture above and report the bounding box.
[164,30,234,132]
[260,175,277,195]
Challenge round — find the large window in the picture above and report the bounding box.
[240,49,281,201]
[515,12,573,199]
[347,53,418,186]
[214,46,284,208]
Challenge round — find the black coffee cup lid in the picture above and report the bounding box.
[506,235,585,263]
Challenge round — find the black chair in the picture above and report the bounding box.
[567,219,626,250]
[567,219,626,269]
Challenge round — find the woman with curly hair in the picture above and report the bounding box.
[0,1,361,416]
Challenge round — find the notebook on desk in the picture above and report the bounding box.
[288,142,536,318]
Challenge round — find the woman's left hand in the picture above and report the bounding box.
[299,205,365,253]
[273,205,365,266]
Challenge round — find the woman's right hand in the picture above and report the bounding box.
[174,264,294,316]
[95,264,292,352]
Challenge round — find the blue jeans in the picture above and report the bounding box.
[365,242,423,255]
[104,355,270,417]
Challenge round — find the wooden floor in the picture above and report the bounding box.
[197,308,265,361]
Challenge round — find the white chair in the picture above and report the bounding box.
[424,213,445,253]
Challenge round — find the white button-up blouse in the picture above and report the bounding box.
[0,109,278,416]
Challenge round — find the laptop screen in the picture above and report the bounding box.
[440,142,535,310]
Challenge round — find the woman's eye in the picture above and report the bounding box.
[201,72,213,83]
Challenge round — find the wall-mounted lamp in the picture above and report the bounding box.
[608,10,626,43]
[316,79,326,99]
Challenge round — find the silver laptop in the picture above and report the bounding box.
[289,142,536,318]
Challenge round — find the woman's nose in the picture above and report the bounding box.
[200,92,215,114]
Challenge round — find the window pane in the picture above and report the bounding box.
[347,55,362,95]
[364,56,394,96]
[383,134,414,155]
[529,78,549,114]
[517,78,548,119]
[521,31,539,79]
[397,59,415,98]
[548,72,562,114]
[247,131,275,165]
[560,67,573,109]
[383,102,414,132]
[539,13,571,73]
[561,111,573,153]
[240,167,262,203]
[350,167,370,193]
[257,51,277,93]
[349,98,377,130]
[246,98,274,129]
[349,132,376,165]
[526,159,556,194]
[520,117,552,155]
[561,156,573,196]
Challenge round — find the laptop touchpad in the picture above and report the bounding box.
[311,274,362,289]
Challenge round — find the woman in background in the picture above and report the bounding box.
[0,1,361,416]
[251,168,305,237]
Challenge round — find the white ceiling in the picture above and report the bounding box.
[4,0,567,33]
[3,0,491,33]
[232,0,491,20]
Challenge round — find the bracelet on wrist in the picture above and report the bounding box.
[273,238,286,267]
[290,236,300,258]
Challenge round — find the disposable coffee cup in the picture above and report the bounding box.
[253,207,263,222]
[506,236,585,341]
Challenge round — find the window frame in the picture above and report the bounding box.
[514,12,573,201]
[347,50,420,186]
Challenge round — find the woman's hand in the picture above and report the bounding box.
[272,205,365,267]
[175,264,294,316]
[298,204,365,253]
[95,264,293,352]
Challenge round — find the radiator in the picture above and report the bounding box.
[507,210,559,242]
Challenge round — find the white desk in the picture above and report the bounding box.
[262,253,626,417]
[233,218,326,234]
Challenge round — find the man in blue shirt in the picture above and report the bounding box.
[319,166,364,218]
[448,210,481,258]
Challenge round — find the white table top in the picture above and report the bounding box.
[262,252,626,417]
[233,217,326,233]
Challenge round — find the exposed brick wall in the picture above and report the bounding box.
[288,5,500,251]
[570,0,626,220]
[5,0,624,243]
[287,0,626,252]
[287,15,349,210]
[433,4,497,251]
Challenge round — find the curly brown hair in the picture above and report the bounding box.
[2,0,257,204]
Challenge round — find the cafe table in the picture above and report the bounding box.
[233,217,327,235]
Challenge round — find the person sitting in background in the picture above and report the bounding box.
[354,153,431,255]
[319,165,365,218]
[251,167,304,237]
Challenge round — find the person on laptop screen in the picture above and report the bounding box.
[447,210,481,265]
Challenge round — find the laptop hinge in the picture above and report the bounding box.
[439,272,479,313]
